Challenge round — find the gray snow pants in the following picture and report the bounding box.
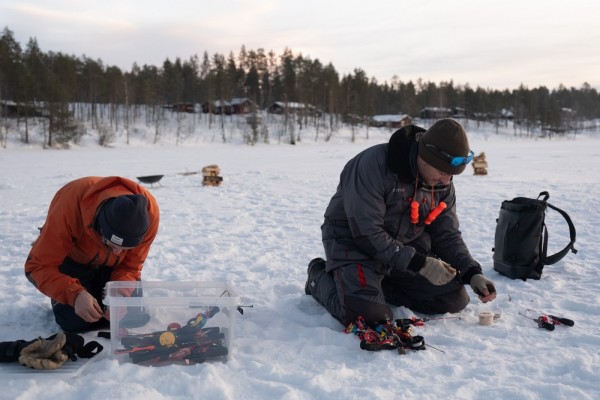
[308,261,469,326]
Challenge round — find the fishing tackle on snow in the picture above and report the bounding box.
[345,316,445,355]
[116,306,227,365]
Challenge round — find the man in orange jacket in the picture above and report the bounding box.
[25,176,160,332]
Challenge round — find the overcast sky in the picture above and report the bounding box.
[1,0,598,91]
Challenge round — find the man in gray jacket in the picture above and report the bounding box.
[305,118,496,326]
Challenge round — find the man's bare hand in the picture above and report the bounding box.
[74,290,103,322]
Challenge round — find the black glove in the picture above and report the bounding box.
[0,332,103,370]
[0,339,33,363]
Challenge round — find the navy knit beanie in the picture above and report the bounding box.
[97,194,149,247]
[417,118,470,175]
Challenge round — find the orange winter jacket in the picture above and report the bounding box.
[25,176,160,307]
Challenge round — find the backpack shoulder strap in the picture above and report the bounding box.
[543,202,577,265]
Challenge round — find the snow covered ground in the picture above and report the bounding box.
[1,118,599,399]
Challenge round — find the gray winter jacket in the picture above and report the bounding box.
[321,125,482,284]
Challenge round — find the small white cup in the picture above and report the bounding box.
[479,312,494,326]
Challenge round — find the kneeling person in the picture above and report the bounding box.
[306,119,496,326]
[25,176,160,332]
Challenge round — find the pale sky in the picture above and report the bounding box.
[2,0,599,90]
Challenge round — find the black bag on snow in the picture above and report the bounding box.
[493,191,577,280]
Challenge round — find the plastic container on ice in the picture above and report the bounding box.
[103,281,239,366]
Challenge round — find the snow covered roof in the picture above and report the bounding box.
[372,114,411,122]
[271,101,314,109]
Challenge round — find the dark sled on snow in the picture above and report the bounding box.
[137,175,164,187]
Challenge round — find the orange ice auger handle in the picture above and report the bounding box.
[410,200,420,224]
[424,202,447,225]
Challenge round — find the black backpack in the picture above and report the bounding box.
[493,191,577,280]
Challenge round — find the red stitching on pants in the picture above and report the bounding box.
[356,263,366,287]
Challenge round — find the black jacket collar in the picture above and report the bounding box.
[388,124,426,183]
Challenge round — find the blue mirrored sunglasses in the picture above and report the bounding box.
[426,144,474,167]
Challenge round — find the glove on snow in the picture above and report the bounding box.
[19,333,68,370]
[469,274,497,297]
[418,257,457,286]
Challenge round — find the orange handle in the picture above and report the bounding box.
[410,201,419,224]
[424,202,447,224]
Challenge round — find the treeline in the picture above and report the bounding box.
[1,26,599,145]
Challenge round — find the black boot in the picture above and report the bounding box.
[305,258,326,295]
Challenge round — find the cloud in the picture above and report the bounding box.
[1,0,599,90]
[10,3,135,32]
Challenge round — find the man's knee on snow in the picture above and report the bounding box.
[411,286,470,315]
[342,295,393,326]
[445,287,470,313]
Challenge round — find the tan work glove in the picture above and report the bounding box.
[19,332,68,370]
[418,257,457,286]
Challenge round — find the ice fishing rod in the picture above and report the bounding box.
[518,312,555,331]
[518,308,575,331]
[425,343,445,354]
[525,309,575,327]
[396,316,462,327]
